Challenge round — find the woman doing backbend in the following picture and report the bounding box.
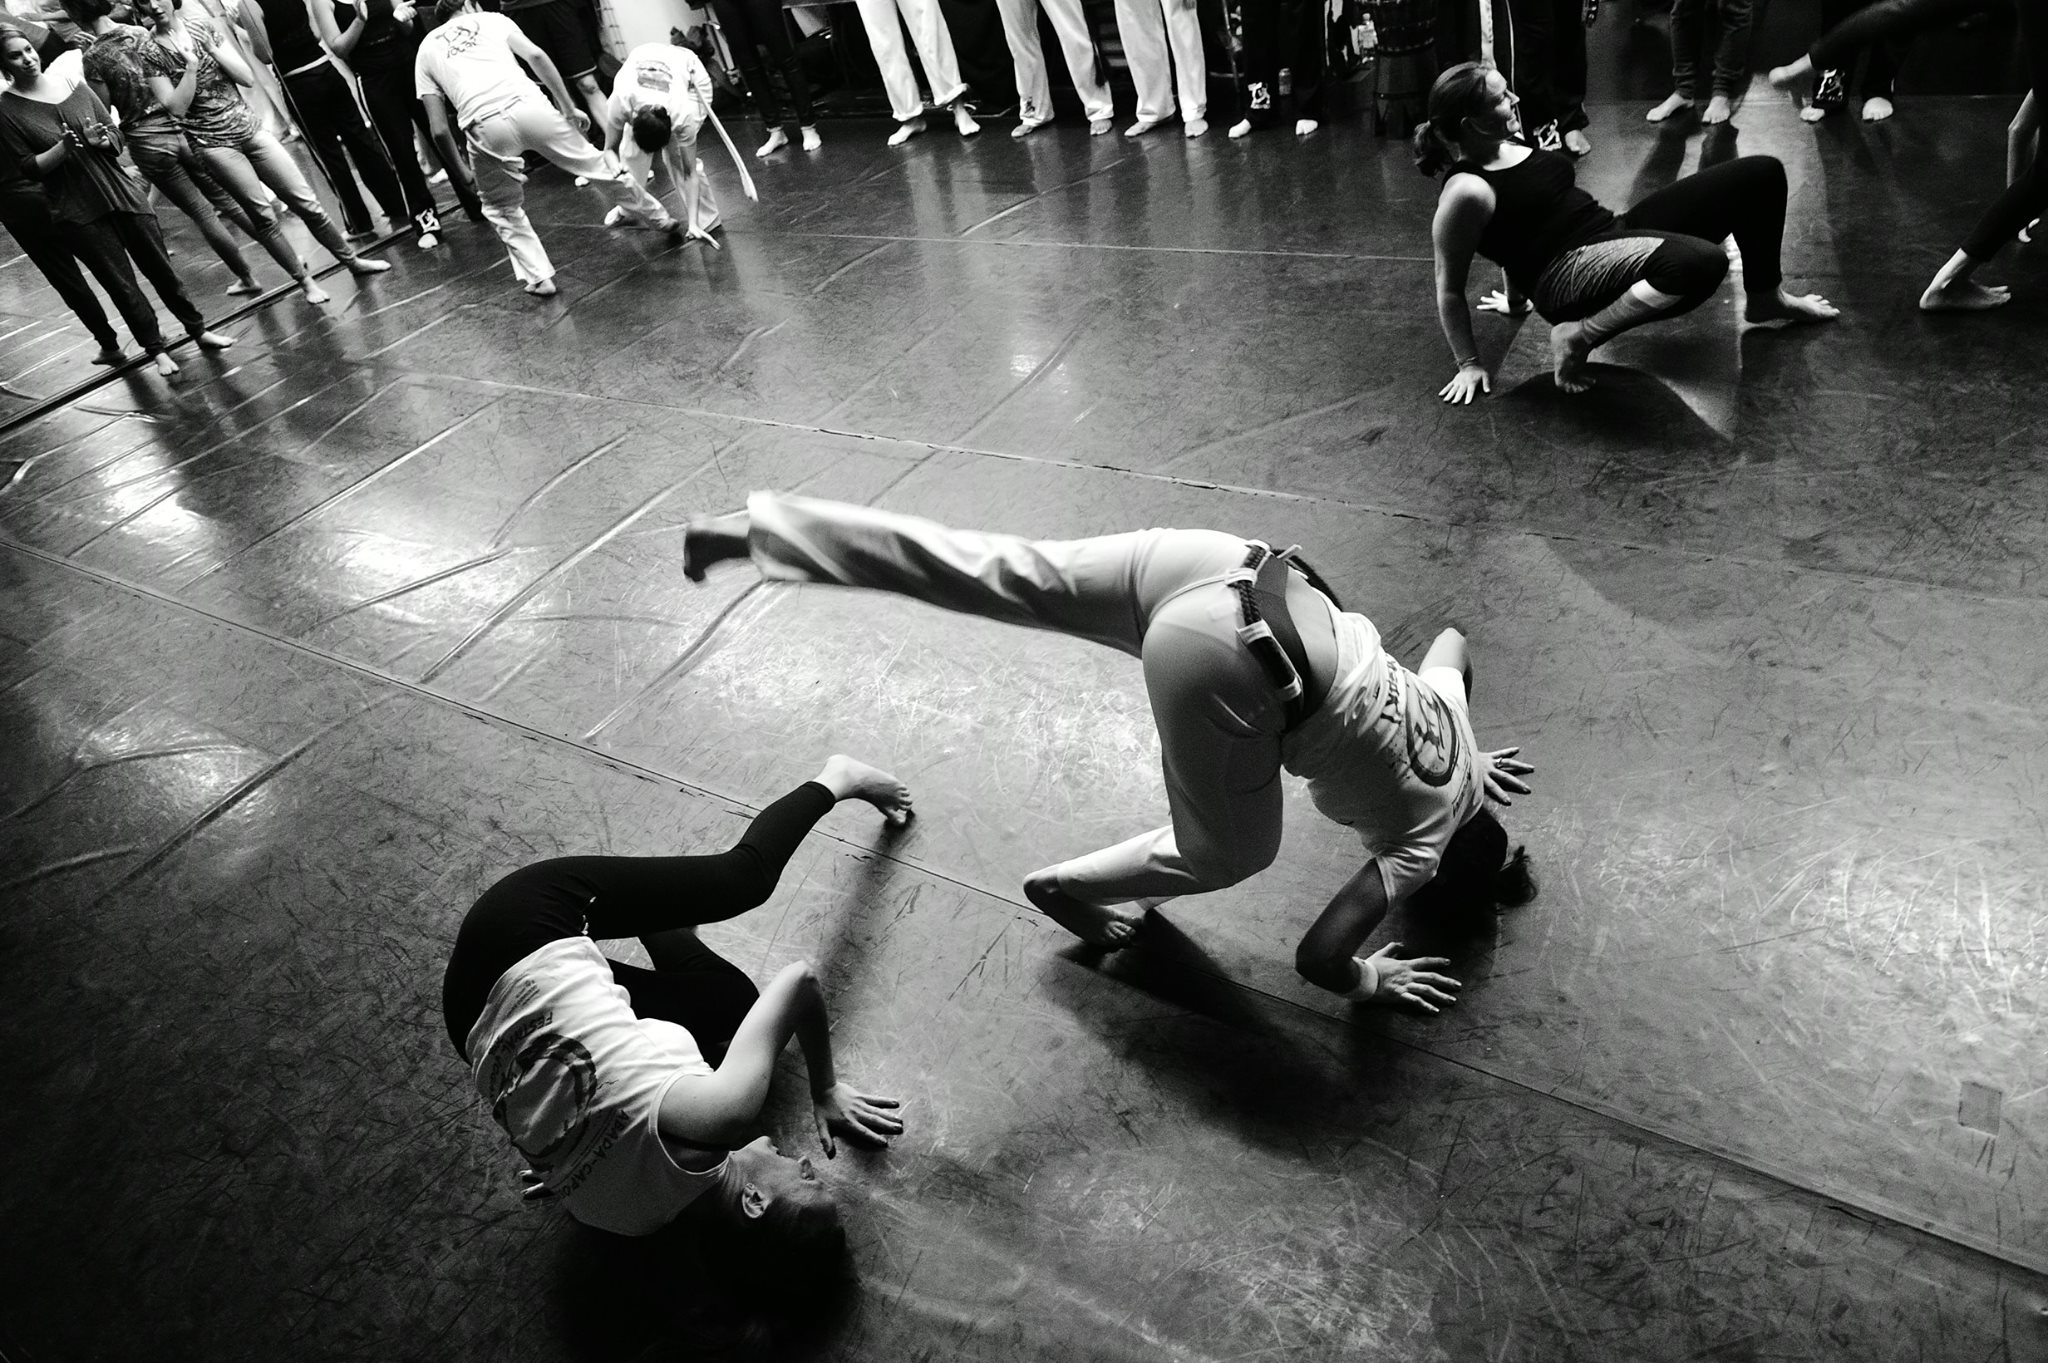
[443,755,908,1289]
[1418,63,1838,399]
[684,492,1540,1015]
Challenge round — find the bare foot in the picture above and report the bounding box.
[818,755,914,824]
[1702,94,1734,125]
[1023,869,1143,950]
[226,279,261,297]
[192,330,235,350]
[1919,279,2012,311]
[1549,321,1594,393]
[348,256,391,274]
[1745,289,1840,325]
[1646,93,1693,123]
[91,345,125,367]
[682,510,750,582]
[151,352,180,378]
[888,117,925,147]
[953,103,981,137]
[1768,60,1815,105]
[299,279,331,304]
[524,278,559,297]
[1562,128,1591,157]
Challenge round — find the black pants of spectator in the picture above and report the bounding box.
[711,0,818,130]
[355,51,482,227]
[1670,0,1754,99]
[1235,0,1327,129]
[280,60,408,237]
[70,210,209,354]
[442,781,837,1060]
[1809,0,2046,258]
[1815,0,1906,100]
[1504,0,1589,135]
[0,192,120,352]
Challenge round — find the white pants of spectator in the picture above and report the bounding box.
[467,99,674,287]
[996,0,1114,124]
[1112,0,1207,124]
[852,0,970,123]
[621,124,720,234]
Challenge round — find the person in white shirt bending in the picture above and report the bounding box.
[684,492,1541,1015]
[601,40,722,245]
[413,0,673,297]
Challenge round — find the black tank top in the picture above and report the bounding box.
[1453,148,1617,292]
[255,0,346,72]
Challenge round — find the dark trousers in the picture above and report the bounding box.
[441,782,837,1058]
[712,0,818,129]
[280,61,407,235]
[1670,0,1755,98]
[0,193,119,351]
[1499,0,1590,134]
[1236,0,1327,128]
[1808,0,2047,257]
[73,211,210,353]
[356,52,480,224]
[1815,0,1905,98]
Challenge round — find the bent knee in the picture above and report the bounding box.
[1182,835,1280,891]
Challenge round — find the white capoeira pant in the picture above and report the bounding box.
[1111,0,1208,124]
[467,100,674,286]
[620,126,719,233]
[852,0,971,123]
[996,0,1114,125]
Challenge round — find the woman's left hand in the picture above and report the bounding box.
[812,1082,903,1158]
[1481,746,1534,806]
[1476,288,1532,316]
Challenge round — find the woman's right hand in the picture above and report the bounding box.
[1476,288,1531,316]
[1438,364,1491,404]
[811,1082,904,1158]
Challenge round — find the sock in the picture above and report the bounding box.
[1579,281,1686,348]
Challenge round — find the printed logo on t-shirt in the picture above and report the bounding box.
[1404,679,1463,788]
[485,1023,599,1167]
[438,17,481,57]
[635,58,675,95]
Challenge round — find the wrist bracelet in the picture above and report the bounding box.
[1454,355,1480,370]
[1343,955,1380,1004]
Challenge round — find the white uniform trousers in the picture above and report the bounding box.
[742,491,1292,905]
[621,124,720,234]
[996,0,1113,124]
[468,100,674,286]
[1111,0,1208,124]
[852,0,971,123]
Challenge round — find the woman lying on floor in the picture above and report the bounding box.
[1418,62,1838,398]
[442,756,909,1298]
[684,492,1539,1015]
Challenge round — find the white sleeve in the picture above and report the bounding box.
[412,42,438,102]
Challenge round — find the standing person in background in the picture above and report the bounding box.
[414,0,673,299]
[69,0,267,294]
[235,0,410,239]
[997,0,1114,137]
[1227,0,1325,140]
[851,0,981,146]
[498,0,605,136]
[0,111,128,365]
[702,5,823,156]
[1114,0,1208,137]
[1647,0,1754,125]
[135,0,390,302]
[309,0,477,244]
[0,23,235,376]
[1801,0,1908,122]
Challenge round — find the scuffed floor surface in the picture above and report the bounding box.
[2,98,2045,1362]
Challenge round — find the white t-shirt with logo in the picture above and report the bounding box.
[1282,610,1485,904]
[609,43,713,136]
[414,11,538,129]
[467,936,726,1236]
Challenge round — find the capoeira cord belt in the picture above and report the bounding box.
[1234,542,1333,731]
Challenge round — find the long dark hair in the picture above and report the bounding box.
[1411,62,1499,179]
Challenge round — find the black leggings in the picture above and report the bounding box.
[280,62,407,236]
[353,50,460,229]
[712,0,817,129]
[441,781,836,1058]
[1237,0,1327,128]
[1534,155,1784,319]
[1809,0,2047,257]
[1494,0,1590,135]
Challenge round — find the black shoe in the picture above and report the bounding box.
[1532,120,1564,152]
